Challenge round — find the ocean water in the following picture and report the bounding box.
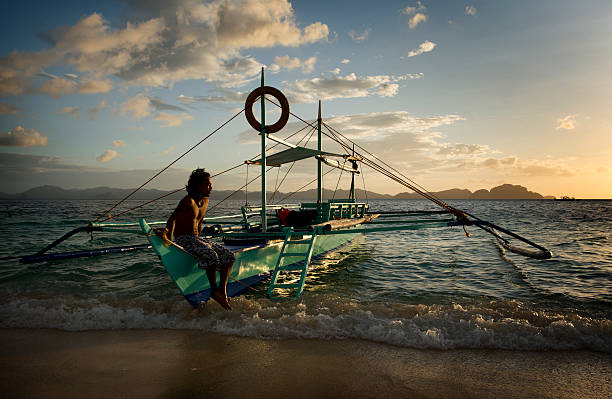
[0,199,610,352]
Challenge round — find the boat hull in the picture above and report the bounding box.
[139,219,358,307]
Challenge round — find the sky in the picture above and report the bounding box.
[1,0,611,198]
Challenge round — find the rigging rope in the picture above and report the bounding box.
[276,167,335,204]
[207,167,274,214]
[332,159,347,200]
[94,108,245,223]
[360,163,369,204]
[270,126,317,204]
[262,97,550,258]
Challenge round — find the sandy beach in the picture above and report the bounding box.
[1,329,610,399]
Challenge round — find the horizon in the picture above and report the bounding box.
[1,182,570,199]
[1,1,611,198]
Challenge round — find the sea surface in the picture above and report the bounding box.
[0,199,610,352]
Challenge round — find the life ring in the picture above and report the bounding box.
[244,86,290,133]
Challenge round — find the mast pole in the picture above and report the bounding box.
[350,144,355,200]
[260,67,267,232]
[317,100,322,204]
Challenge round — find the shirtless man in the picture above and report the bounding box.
[156,169,235,310]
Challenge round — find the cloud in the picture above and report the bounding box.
[402,1,426,15]
[407,40,436,57]
[0,126,48,147]
[556,114,577,130]
[341,59,350,64]
[0,103,22,115]
[348,28,371,43]
[38,77,77,97]
[153,146,174,155]
[408,13,427,29]
[437,143,488,156]
[284,72,423,103]
[465,6,478,16]
[177,88,247,104]
[272,55,317,73]
[120,94,152,120]
[96,149,118,163]
[89,100,106,118]
[596,166,608,173]
[54,106,80,118]
[402,2,427,29]
[0,1,330,94]
[452,156,575,177]
[325,111,465,141]
[111,140,126,148]
[154,113,194,127]
[120,93,189,120]
[149,97,187,112]
[78,78,114,94]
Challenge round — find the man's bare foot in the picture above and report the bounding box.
[210,291,232,310]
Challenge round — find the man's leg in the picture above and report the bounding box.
[219,260,235,298]
[205,265,218,295]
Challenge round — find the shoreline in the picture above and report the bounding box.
[1,329,610,399]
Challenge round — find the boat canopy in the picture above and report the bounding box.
[246,146,347,167]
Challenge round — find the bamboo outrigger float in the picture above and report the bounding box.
[10,69,552,307]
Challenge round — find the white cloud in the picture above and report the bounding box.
[0,126,48,147]
[96,149,118,163]
[556,114,577,130]
[450,156,575,177]
[341,59,350,64]
[0,1,330,94]
[54,106,80,118]
[437,143,488,156]
[465,6,478,16]
[408,13,427,29]
[0,103,22,115]
[402,1,426,15]
[120,94,152,120]
[402,2,427,29]
[348,28,371,43]
[272,55,317,73]
[154,113,194,127]
[153,146,174,155]
[38,77,77,98]
[120,93,189,120]
[111,140,126,148]
[89,100,106,118]
[284,72,423,103]
[326,111,465,141]
[178,88,247,104]
[407,40,436,57]
[78,78,114,94]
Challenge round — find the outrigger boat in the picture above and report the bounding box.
[10,70,553,307]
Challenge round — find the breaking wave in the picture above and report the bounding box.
[2,294,610,352]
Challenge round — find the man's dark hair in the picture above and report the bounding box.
[186,168,210,198]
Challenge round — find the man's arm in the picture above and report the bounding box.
[155,197,197,242]
[197,198,209,235]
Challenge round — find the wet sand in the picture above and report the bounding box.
[1,329,610,399]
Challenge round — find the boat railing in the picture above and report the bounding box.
[301,200,368,223]
[240,203,301,228]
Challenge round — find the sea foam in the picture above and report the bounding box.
[1,294,610,353]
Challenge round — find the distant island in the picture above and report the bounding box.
[0,184,555,200]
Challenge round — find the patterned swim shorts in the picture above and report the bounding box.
[175,235,235,270]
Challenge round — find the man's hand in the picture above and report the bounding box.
[153,228,172,246]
